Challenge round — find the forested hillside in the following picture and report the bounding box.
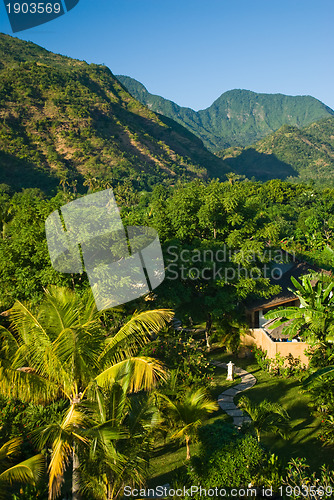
[218,118,334,185]
[0,34,228,193]
[117,75,334,150]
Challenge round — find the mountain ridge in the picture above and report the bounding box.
[0,33,229,193]
[218,117,334,185]
[117,75,334,151]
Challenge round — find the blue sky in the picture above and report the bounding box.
[0,0,333,110]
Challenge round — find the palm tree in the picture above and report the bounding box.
[79,385,161,499]
[265,274,334,344]
[161,387,218,459]
[83,174,97,193]
[0,286,173,499]
[225,172,245,185]
[238,396,290,442]
[59,176,69,194]
[0,437,44,499]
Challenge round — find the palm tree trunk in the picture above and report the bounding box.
[185,435,191,460]
[107,474,114,500]
[107,482,112,500]
[72,444,81,500]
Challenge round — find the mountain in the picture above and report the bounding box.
[0,34,229,194]
[218,118,334,184]
[117,75,334,151]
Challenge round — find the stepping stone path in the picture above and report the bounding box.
[171,319,257,427]
[172,318,183,331]
[211,360,257,428]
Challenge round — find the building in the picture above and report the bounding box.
[242,259,326,366]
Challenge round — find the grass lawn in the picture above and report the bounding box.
[148,361,240,486]
[209,349,334,470]
[149,347,334,486]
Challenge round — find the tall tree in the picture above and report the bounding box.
[0,286,173,499]
[160,387,218,459]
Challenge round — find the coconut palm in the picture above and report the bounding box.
[0,437,44,499]
[0,286,173,499]
[265,274,334,343]
[161,387,218,460]
[79,383,161,500]
[238,396,291,442]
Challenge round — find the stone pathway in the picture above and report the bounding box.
[171,319,257,428]
[211,360,257,428]
[172,318,182,331]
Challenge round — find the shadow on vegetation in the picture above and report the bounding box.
[151,441,181,459]
[224,148,297,181]
[0,150,60,193]
[236,378,297,403]
[148,465,186,489]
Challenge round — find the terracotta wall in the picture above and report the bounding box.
[242,328,309,366]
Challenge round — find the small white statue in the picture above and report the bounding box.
[226,361,235,381]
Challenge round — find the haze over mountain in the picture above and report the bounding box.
[0,34,229,194]
[218,117,334,185]
[117,75,334,151]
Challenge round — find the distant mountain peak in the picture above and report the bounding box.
[117,75,334,151]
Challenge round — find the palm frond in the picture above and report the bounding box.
[303,366,334,387]
[98,309,174,364]
[95,357,167,393]
[0,327,19,359]
[0,438,22,461]
[0,454,44,485]
[0,365,60,403]
[9,300,48,340]
[46,405,89,499]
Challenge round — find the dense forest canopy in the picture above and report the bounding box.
[1,178,333,312]
[1,33,334,500]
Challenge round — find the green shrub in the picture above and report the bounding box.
[141,329,214,387]
[254,347,306,378]
[284,458,334,500]
[254,346,270,371]
[188,434,266,494]
[197,420,237,456]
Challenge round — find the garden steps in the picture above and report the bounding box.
[213,361,257,428]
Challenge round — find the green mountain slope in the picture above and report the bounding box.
[0,34,228,193]
[117,75,334,151]
[218,118,334,184]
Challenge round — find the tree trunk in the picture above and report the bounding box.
[185,435,191,460]
[72,445,81,500]
[107,481,112,500]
